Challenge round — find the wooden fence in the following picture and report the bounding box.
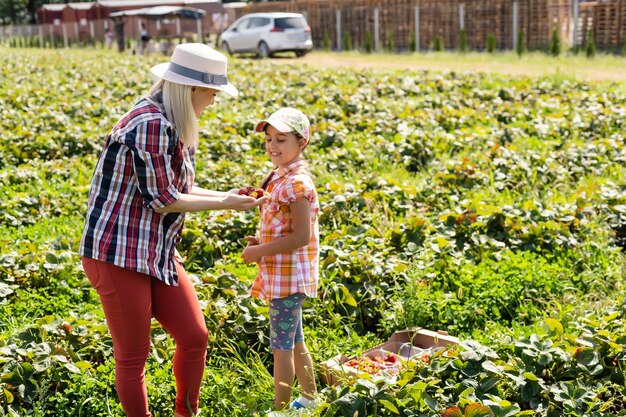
[2,0,624,52]
[234,0,626,51]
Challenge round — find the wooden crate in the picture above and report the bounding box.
[464,0,516,50]
[577,1,596,48]
[415,0,458,50]
[518,0,573,50]
[621,0,626,46]
[593,0,626,48]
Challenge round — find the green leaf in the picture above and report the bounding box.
[576,348,599,367]
[423,392,439,411]
[521,381,540,402]
[3,388,14,404]
[544,318,564,336]
[333,392,366,417]
[74,361,93,369]
[63,363,81,374]
[602,312,620,323]
[379,399,400,414]
[482,361,502,374]
[523,372,538,381]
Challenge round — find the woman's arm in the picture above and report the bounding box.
[241,199,311,263]
[190,185,238,197]
[154,193,266,213]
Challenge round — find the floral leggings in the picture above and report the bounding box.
[269,293,306,351]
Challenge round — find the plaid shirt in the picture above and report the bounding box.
[79,93,195,286]
[250,160,319,300]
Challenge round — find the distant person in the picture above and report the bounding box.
[104,26,113,49]
[140,21,150,54]
[80,43,265,417]
[241,107,319,413]
[114,17,126,52]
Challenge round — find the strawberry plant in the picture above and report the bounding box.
[1,47,625,416]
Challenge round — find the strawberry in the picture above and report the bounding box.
[250,188,267,199]
[238,185,257,196]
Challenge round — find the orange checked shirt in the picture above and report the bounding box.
[250,160,319,300]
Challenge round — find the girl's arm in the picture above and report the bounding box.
[242,199,311,263]
[154,193,266,213]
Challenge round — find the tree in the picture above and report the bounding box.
[409,31,416,53]
[516,31,525,57]
[550,25,561,56]
[0,0,56,25]
[459,29,468,53]
[322,30,330,51]
[585,28,595,58]
[432,34,443,51]
[342,30,352,51]
[25,0,49,24]
[364,31,373,53]
[486,33,496,53]
[385,29,394,52]
[0,0,24,25]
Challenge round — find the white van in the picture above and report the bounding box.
[219,12,313,58]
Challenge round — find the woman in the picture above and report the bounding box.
[79,43,265,417]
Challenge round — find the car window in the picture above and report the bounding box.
[248,17,270,28]
[274,17,307,29]
[234,18,250,31]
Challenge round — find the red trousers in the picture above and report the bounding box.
[82,257,207,417]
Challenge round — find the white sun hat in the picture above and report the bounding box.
[150,43,238,97]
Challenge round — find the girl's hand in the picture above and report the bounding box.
[245,235,260,246]
[242,244,262,264]
[223,194,268,210]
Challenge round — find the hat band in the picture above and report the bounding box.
[167,62,228,86]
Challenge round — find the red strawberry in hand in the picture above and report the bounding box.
[250,188,266,199]
[238,185,257,196]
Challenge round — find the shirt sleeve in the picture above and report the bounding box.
[276,176,316,205]
[126,118,181,210]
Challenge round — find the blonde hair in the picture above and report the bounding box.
[149,80,198,148]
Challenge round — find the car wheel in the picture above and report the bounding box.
[257,41,270,59]
[221,41,232,55]
[295,50,308,57]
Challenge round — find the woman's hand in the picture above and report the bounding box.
[223,194,268,210]
[242,235,262,264]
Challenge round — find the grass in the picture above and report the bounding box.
[272,50,626,83]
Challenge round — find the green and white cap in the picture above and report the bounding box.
[255,107,310,140]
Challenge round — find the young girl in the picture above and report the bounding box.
[241,107,319,412]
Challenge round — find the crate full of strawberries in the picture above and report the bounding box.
[319,328,458,386]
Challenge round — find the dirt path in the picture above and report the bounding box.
[267,53,626,83]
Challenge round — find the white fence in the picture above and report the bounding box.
[1,15,222,48]
[1,20,111,47]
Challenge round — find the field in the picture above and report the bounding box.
[276,51,626,83]
[0,47,625,417]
